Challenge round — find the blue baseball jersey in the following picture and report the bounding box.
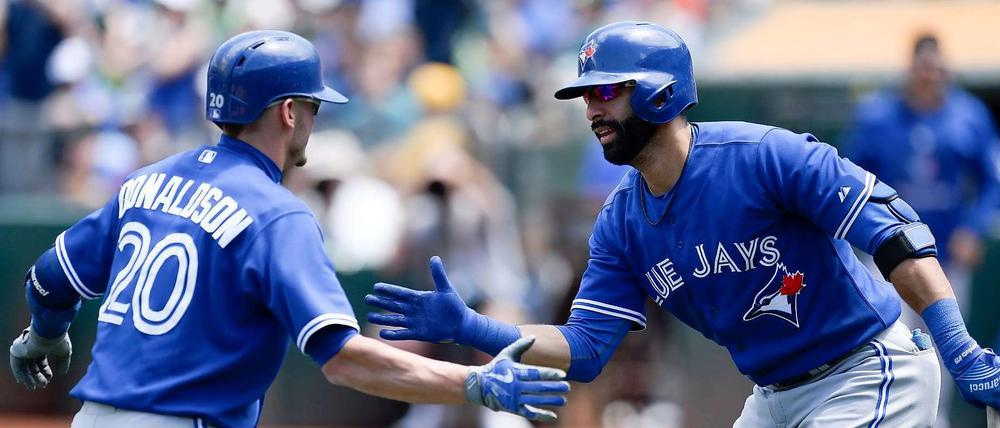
[845,87,1000,262]
[53,135,359,428]
[575,121,909,386]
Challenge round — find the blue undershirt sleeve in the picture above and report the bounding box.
[555,308,633,383]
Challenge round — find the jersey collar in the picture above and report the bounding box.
[217,134,284,183]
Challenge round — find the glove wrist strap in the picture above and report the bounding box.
[27,327,68,347]
[464,368,484,406]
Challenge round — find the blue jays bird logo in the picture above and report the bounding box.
[578,40,597,69]
[743,263,806,327]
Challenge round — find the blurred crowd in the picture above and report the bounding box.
[3,0,999,427]
[0,0,705,314]
[0,0,725,426]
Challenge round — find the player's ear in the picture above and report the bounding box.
[279,98,296,128]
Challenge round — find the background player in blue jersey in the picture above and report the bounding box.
[7,30,569,428]
[846,33,1000,306]
[366,21,1000,426]
[845,33,1000,426]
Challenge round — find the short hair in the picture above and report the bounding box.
[913,34,940,57]
[218,123,245,138]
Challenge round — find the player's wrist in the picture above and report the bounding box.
[922,298,980,374]
[453,306,481,345]
[463,366,485,406]
[461,311,521,356]
[26,326,68,347]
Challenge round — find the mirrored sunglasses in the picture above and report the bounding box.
[582,81,636,103]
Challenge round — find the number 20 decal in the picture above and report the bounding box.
[98,222,199,335]
[208,92,225,108]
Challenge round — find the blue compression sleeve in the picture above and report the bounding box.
[26,283,81,339]
[460,312,522,356]
[555,310,632,382]
[25,247,83,338]
[922,298,978,373]
[304,325,358,366]
[30,247,85,308]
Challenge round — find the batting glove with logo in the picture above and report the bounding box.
[465,336,570,421]
[950,348,1000,409]
[9,326,72,390]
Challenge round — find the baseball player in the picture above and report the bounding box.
[844,34,1000,425]
[8,30,568,428]
[366,21,1000,426]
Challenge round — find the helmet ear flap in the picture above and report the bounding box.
[648,82,675,110]
[631,80,676,123]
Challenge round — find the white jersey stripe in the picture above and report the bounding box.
[296,313,360,352]
[571,303,647,328]
[573,298,647,323]
[55,232,99,299]
[836,172,876,240]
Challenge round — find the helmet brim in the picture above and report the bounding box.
[553,72,633,100]
[314,85,349,104]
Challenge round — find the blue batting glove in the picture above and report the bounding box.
[924,298,1000,408]
[950,348,1000,408]
[365,256,476,343]
[465,336,570,421]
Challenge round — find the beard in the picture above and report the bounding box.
[594,114,658,166]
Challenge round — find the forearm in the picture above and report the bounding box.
[517,325,571,370]
[525,311,632,383]
[888,257,955,314]
[322,335,467,404]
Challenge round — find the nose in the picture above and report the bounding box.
[586,98,605,122]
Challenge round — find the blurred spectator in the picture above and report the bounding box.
[414,0,470,63]
[383,116,529,313]
[844,33,1000,428]
[296,129,406,274]
[381,116,532,428]
[147,0,211,145]
[0,0,75,192]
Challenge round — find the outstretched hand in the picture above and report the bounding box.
[466,336,570,421]
[366,256,475,343]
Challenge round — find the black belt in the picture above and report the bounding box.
[770,346,859,389]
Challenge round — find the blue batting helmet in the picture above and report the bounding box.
[554,21,697,124]
[206,30,347,124]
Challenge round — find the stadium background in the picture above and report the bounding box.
[1,0,999,427]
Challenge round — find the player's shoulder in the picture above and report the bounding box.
[691,121,778,147]
[600,168,639,209]
[240,177,312,219]
[128,145,313,221]
[852,89,901,122]
[693,121,816,150]
[947,87,992,118]
[122,149,194,181]
[592,169,641,242]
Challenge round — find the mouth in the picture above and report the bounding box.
[593,125,616,145]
